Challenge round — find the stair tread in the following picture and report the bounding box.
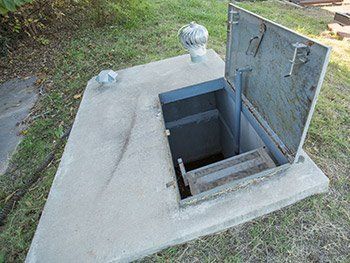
[187,147,276,195]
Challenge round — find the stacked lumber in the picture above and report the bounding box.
[334,12,350,25]
[328,23,350,38]
[328,12,350,39]
[290,0,343,6]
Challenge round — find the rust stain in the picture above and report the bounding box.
[306,40,315,46]
[244,99,291,157]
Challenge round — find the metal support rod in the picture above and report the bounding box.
[234,66,252,154]
[225,4,235,80]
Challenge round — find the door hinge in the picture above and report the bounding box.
[228,7,239,25]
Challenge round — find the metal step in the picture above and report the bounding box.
[186,147,276,195]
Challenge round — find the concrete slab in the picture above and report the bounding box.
[0,77,38,174]
[26,50,329,263]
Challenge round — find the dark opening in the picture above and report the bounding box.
[184,153,225,171]
[160,85,276,199]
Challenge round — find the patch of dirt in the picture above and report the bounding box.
[0,32,72,84]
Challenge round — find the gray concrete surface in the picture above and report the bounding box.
[26,50,329,263]
[0,77,38,174]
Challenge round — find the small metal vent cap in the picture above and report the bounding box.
[96,70,118,84]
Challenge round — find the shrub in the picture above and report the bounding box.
[0,0,153,50]
[0,0,33,15]
[87,0,153,27]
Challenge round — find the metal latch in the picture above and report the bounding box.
[284,42,310,77]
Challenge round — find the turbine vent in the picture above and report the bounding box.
[178,22,209,63]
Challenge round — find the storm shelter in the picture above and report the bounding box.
[159,3,330,203]
[27,4,331,263]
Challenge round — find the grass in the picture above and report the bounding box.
[0,0,349,262]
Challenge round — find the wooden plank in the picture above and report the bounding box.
[187,148,261,179]
[334,12,350,26]
[328,23,350,39]
[187,147,276,195]
[291,0,343,5]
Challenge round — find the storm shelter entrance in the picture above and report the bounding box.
[26,3,331,262]
[159,79,279,200]
[158,1,330,203]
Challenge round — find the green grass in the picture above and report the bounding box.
[0,0,349,262]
